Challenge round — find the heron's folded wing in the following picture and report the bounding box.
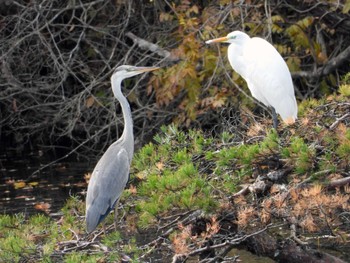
[86,145,130,232]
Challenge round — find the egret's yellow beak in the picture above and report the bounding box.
[137,66,160,73]
[205,36,229,44]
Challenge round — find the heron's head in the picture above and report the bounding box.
[205,31,250,45]
[113,65,160,79]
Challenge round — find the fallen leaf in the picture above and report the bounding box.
[85,96,95,108]
[301,117,310,126]
[34,202,51,213]
[156,162,164,171]
[28,182,39,187]
[14,181,26,189]
[129,184,137,195]
[135,171,147,180]
[84,173,91,183]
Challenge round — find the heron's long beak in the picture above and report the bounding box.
[205,36,229,44]
[136,66,160,73]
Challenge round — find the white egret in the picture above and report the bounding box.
[206,31,297,128]
[86,65,159,233]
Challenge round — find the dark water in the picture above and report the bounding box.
[0,151,91,216]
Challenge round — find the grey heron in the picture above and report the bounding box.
[206,31,297,129]
[86,65,159,233]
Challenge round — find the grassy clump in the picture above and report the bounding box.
[0,213,52,262]
[133,126,218,228]
[283,136,316,174]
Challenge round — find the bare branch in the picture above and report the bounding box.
[292,45,350,79]
[126,31,178,61]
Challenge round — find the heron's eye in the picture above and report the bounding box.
[229,35,236,40]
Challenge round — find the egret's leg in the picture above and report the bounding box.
[114,199,120,231]
[271,107,278,129]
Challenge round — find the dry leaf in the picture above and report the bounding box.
[84,173,91,183]
[28,182,39,187]
[34,202,51,213]
[156,162,164,171]
[85,96,95,108]
[129,184,137,195]
[135,171,147,180]
[14,181,26,189]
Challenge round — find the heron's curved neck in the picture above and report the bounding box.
[111,76,134,157]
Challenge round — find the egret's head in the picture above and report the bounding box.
[113,65,160,79]
[205,31,250,45]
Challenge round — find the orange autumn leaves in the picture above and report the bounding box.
[235,184,350,233]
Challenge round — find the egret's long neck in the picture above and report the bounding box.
[111,75,134,159]
[228,43,247,79]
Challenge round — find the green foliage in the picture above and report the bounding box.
[286,137,316,174]
[64,252,103,263]
[286,56,301,72]
[286,17,314,49]
[271,15,285,33]
[0,214,14,228]
[339,72,350,97]
[260,129,280,152]
[343,0,350,13]
[29,213,51,226]
[102,231,122,247]
[339,84,350,97]
[59,195,85,239]
[297,98,321,117]
[0,213,55,262]
[0,234,34,262]
[133,143,158,170]
[133,126,219,228]
[135,160,216,228]
[319,151,338,173]
[220,131,234,144]
[215,129,279,170]
[336,129,350,159]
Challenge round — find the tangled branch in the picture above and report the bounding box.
[0,0,166,158]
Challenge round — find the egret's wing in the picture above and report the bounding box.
[86,142,131,233]
[243,38,297,122]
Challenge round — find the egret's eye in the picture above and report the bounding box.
[229,35,236,40]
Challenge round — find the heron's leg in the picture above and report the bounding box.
[114,199,120,231]
[102,221,106,235]
[271,107,278,129]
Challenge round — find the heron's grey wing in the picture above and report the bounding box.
[86,142,131,233]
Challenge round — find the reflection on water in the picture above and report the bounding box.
[0,152,91,216]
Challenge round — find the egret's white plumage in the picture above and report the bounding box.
[206,31,297,127]
[86,65,159,233]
